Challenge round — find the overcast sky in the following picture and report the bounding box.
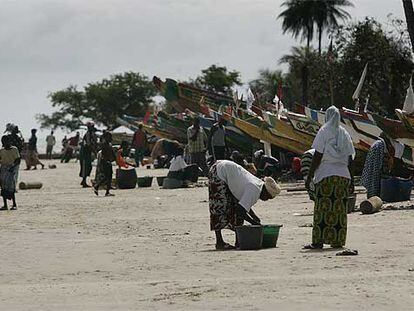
[0,0,406,139]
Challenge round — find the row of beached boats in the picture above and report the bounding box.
[118,74,414,169]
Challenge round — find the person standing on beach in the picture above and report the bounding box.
[208,117,226,162]
[25,129,44,170]
[79,123,98,188]
[93,131,116,196]
[45,130,56,160]
[7,125,24,183]
[305,106,355,250]
[131,124,148,167]
[0,135,21,210]
[187,117,208,176]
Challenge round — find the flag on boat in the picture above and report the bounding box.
[352,63,368,101]
[246,88,255,111]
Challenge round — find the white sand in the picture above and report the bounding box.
[0,161,413,310]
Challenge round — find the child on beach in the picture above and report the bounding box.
[0,135,21,210]
[93,132,116,197]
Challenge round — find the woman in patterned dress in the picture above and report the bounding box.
[305,106,355,249]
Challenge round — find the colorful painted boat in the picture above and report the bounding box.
[153,76,241,114]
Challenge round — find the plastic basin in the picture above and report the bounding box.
[116,168,137,189]
[380,177,412,202]
[235,225,263,250]
[262,224,282,248]
[137,176,153,188]
[156,176,167,187]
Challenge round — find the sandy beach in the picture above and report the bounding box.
[0,161,413,310]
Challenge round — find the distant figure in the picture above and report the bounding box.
[131,123,148,167]
[208,117,226,161]
[80,123,98,188]
[116,141,135,169]
[46,130,56,159]
[150,138,183,168]
[0,135,21,210]
[60,136,68,163]
[301,149,315,200]
[7,125,24,183]
[25,129,44,170]
[187,117,208,176]
[361,132,413,198]
[93,132,116,197]
[253,150,281,180]
[292,156,302,179]
[163,146,200,189]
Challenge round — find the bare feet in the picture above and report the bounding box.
[10,206,17,210]
[0,206,8,211]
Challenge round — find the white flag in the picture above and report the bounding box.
[352,63,368,101]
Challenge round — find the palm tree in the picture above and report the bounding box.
[280,46,316,105]
[278,0,315,49]
[278,1,352,54]
[403,0,414,52]
[314,0,353,55]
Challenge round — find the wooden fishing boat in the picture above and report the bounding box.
[153,76,241,114]
[222,113,310,155]
[395,109,414,133]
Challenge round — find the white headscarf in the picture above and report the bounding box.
[321,106,355,160]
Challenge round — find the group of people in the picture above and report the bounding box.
[3,106,413,251]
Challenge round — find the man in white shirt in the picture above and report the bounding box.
[45,131,56,160]
[208,160,281,249]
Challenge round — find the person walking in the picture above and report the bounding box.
[305,106,355,250]
[131,123,148,167]
[187,117,208,176]
[208,117,226,161]
[25,129,44,170]
[93,132,116,197]
[46,130,56,160]
[79,123,98,187]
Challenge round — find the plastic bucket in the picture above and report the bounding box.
[380,177,412,202]
[235,225,263,250]
[137,176,153,188]
[116,168,137,189]
[156,176,167,187]
[262,224,282,248]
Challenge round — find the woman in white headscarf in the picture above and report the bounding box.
[304,106,355,250]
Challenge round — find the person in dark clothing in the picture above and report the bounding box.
[253,150,281,180]
[80,123,98,187]
[7,125,24,183]
[131,123,148,167]
[93,132,116,196]
[208,118,226,162]
[25,129,44,170]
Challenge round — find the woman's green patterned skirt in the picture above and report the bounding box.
[312,176,350,247]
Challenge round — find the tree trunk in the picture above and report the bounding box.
[318,26,322,55]
[403,0,414,52]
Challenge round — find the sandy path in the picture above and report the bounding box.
[0,161,413,310]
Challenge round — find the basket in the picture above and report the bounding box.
[156,176,167,187]
[262,224,282,248]
[137,176,153,188]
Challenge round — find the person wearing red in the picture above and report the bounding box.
[131,124,147,167]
